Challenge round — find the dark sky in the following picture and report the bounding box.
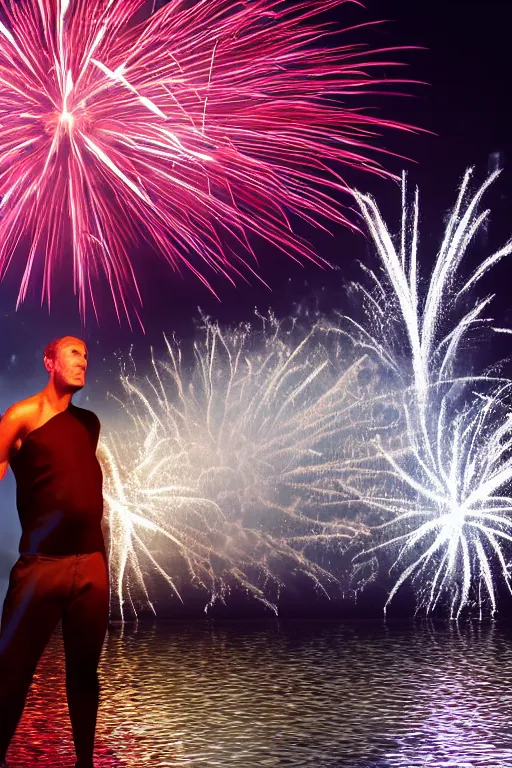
[1,0,510,364]
[0,0,511,611]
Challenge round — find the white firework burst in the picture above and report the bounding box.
[344,168,512,617]
[100,314,388,619]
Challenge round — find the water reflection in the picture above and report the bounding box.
[7,622,512,767]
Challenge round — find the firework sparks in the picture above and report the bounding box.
[343,169,512,617]
[102,170,512,619]
[99,314,390,619]
[0,0,415,321]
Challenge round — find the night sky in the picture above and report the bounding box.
[1,1,510,358]
[0,0,511,615]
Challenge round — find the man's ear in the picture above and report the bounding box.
[43,355,54,374]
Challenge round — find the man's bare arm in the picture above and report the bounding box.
[0,405,25,481]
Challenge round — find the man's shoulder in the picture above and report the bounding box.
[70,403,100,421]
[2,395,42,423]
[70,404,101,430]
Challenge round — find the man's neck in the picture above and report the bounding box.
[40,381,74,414]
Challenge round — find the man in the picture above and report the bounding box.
[0,336,109,768]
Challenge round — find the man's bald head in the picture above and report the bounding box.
[44,336,87,362]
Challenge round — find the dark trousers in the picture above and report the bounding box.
[0,552,109,765]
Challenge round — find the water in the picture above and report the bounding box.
[6,621,512,768]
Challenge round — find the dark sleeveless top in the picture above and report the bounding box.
[10,403,105,556]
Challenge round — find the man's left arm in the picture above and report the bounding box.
[93,414,101,451]
[87,411,101,451]
[91,414,111,552]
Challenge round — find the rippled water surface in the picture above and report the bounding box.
[7,621,512,767]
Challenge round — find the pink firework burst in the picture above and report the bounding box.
[0,0,416,321]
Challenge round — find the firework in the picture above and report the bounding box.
[102,170,512,619]
[344,169,512,617]
[0,0,415,321]
[99,314,392,619]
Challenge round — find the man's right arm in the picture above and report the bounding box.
[0,405,24,481]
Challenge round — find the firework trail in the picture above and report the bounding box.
[0,0,415,321]
[342,168,512,617]
[100,314,394,619]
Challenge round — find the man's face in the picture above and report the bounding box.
[48,338,88,392]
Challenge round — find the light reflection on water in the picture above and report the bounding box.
[7,621,512,767]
